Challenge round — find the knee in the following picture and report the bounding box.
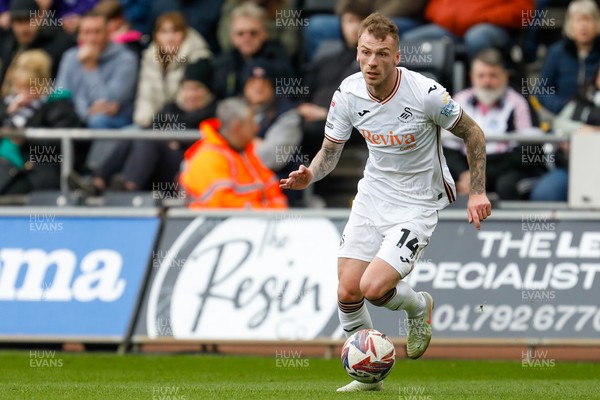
[360,278,392,304]
[337,281,362,303]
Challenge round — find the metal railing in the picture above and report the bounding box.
[1,128,201,196]
[0,128,568,196]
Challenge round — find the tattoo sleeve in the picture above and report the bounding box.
[309,138,344,183]
[449,112,487,194]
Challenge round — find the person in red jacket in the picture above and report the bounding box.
[403,0,534,60]
[180,97,288,209]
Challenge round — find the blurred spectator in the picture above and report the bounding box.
[146,0,225,54]
[218,0,299,58]
[299,0,368,156]
[304,0,426,62]
[242,60,301,177]
[524,0,553,64]
[180,97,287,209]
[241,60,301,204]
[213,1,294,99]
[55,9,138,171]
[53,0,99,35]
[403,0,534,61]
[443,48,543,200]
[0,50,81,195]
[0,0,76,93]
[531,64,600,201]
[134,11,211,128]
[93,0,146,57]
[120,0,154,35]
[537,0,600,114]
[69,59,216,195]
[0,0,9,31]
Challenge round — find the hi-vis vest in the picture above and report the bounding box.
[180,118,287,209]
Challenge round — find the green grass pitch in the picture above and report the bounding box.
[1,351,599,399]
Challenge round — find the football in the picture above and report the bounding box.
[341,329,396,383]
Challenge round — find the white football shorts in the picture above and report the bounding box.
[338,187,439,279]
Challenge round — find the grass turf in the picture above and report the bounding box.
[1,351,599,399]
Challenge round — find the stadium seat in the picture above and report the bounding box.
[300,0,337,14]
[312,39,344,64]
[398,38,456,93]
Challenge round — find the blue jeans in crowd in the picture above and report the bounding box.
[529,168,569,201]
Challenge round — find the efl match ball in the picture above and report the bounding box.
[341,329,396,383]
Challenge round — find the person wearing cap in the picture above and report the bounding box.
[180,97,288,209]
[241,60,301,183]
[0,0,75,92]
[69,58,216,195]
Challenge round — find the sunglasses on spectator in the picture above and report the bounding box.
[235,30,260,37]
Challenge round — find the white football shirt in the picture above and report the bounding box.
[325,67,461,210]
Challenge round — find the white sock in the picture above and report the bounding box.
[338,298,373,338]
[368,281,425,318]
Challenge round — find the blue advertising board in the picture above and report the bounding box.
[0,214,159,339]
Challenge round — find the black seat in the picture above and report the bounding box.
[398,38,456,93]
[300,0,337,14]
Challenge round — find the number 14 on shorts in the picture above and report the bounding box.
[396,228,419,263]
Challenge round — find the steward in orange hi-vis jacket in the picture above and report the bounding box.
[180,117,288,209]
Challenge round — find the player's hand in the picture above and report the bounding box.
[280,164,313,190]
[467,193,491,230]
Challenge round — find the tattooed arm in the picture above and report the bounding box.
[280,138,344,190]
[449,112,487,194]
[449,111,492,229]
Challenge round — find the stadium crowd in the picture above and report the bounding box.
[0,0,597,207]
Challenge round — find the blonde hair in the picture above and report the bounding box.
[564,0,600,38]
[2,49,52,96]
[231,2,267,29]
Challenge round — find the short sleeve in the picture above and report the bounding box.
[324,87,353,143]
[424,84,463,131]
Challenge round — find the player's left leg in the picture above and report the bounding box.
[361,209,438,359]
[361,257,433,359]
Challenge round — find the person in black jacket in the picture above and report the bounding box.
[531,64,600,201]
[0,0,76,93]
[298,1,371,156]
[536,0,600,114]
[69,58,216,195]
[0,49,82,195]
[213,1,294,99]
